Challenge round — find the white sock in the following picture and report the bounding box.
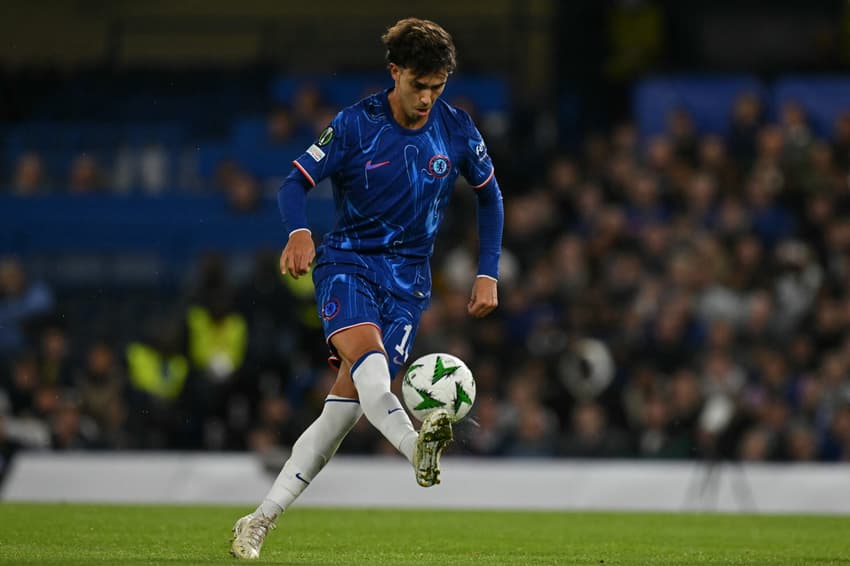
[351,351,418,462]
[257,396,362,519]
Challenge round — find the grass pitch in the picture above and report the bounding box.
[1,504,849,565]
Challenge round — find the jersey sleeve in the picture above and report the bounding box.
[291,111,349,187]
[458,111,495,189]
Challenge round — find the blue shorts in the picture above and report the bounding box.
[313,248,431,377]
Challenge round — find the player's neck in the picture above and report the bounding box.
[387,89,427,130]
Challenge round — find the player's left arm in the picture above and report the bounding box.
[457,112,504,318]
[467,176,503,318]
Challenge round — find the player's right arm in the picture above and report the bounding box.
[277,111,349,278]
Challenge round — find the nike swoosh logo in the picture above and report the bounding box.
[295,472,310,485]
[365,160,391,171]
[387,407,404,415]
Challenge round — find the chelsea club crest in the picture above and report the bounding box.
[428,154,451,178]
[321,298,341,321]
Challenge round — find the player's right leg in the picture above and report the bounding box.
[331,333,451,488]
[330,325,420,463]
[382,301,452,487]
[413,408,453,487]
[230,362,362,560]
[315,268,451,487]
[313,270,425,466]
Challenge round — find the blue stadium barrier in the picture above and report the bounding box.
[230,116,269,150]
[227,116,312,179]
[633,75,765,137]
[269,74,510,114]
[441,75,511,114]
[270,74,387,110]
[194,143,232,181]
[122,122,186,147]
[233,143,308,179]
[0,193,334,265]
[773,76,850,138]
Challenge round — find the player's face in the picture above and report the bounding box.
[388,64,448,129]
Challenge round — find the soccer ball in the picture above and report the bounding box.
[401,353,476,423]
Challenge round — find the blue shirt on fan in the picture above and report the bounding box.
[290,89,495,261]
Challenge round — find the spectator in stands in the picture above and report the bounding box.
[186,287,248,384]
[697,135,738,193]
[501,375,560,457]
[503,401,560,457]
[112,143,169,194]
[75,341,128,449]
[727,91,764,169]
[681,173,718,229]
[11,152,48,195]
[0,258,54,356]
[266,105,295,145]
[666,107,698,165]
[624,171,669,235]
[290,83,325,137]
[182,255,250,448]
[0,354,51,476]
[546,153,581,215]
[667,369,702,453]
[643,135,675,187]
[821,405,850,461]
[2,352,41,417]
[224,172,261,214]
[248,394,296,451]
[786,422,819,461]
[464,396,509,456]
[213,158,241,193]
[560,401,630,458]
[50,397,95,450]
[779,100,814,180]
[38,323,74,388]
[68,154,105,194]
[236,251,299,371]
[831,112,850,171]
[739,427,773,461]
[125,315,191,448]
[636,391,691,458]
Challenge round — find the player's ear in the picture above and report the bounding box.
[389,63,401,82]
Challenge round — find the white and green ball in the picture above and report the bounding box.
[402,353,476,423]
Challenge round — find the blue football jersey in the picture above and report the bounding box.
[292,88,494,259]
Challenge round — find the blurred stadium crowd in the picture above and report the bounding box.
[2,71,850,475]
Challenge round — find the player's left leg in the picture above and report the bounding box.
[231,362,361,560]
[256,361,361,519]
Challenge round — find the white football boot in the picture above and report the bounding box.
[413,409,453,487]
[230,513,276,560]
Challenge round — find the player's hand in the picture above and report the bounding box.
[467,276,498,318]
[280,229,315,279]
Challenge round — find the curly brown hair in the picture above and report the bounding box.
[381,18,457,76]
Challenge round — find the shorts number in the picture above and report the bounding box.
[393,324,413,363]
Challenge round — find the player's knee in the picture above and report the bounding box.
[331,326,385,367]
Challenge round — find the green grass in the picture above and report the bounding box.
[1,504,849,565]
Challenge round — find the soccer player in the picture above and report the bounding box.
[231,17,504,559]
